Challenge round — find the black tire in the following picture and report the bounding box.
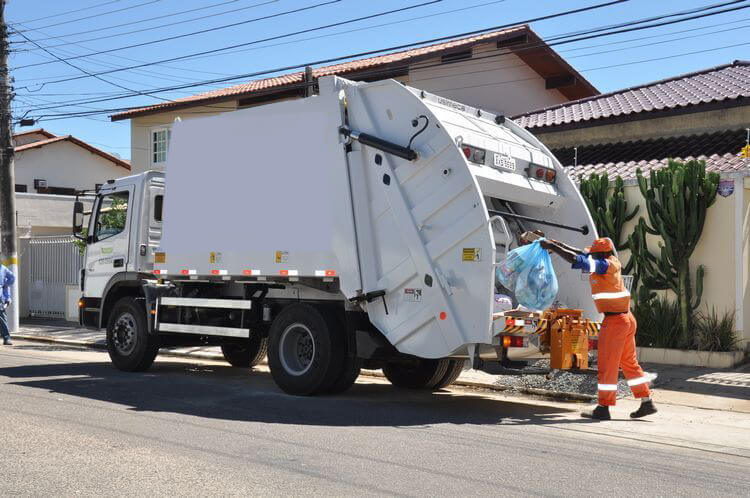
[267,304,345,396]
[433,359,464,389]
[106,297,159,372]
[327,355,362,395]
[383,358,451,390]
[221,335,268,368]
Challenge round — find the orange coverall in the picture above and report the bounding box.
[583,250,652,406]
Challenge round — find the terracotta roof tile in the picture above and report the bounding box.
[15,135,131,170]
[516,60,750,129]
[559,130,750,181]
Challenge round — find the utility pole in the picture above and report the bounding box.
[0,0,19,334]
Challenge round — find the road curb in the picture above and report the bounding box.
[14,333,594,402]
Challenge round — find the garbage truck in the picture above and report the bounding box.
[73,76,598,395]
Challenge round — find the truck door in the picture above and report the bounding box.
[85,185,134,297]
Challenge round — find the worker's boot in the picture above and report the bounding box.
[581,405,611,420]
[3,337,11,345]
[630,400,657,419]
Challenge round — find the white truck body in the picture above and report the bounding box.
[78,76,598,394]
[155,76,596,358]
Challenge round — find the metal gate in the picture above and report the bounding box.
[28,236,83,318]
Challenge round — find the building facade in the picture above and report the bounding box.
[112,26,598,173]
[516,60,750,350]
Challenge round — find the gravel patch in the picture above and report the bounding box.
[492,357,632,399]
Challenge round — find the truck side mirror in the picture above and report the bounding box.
[73,201,85,236]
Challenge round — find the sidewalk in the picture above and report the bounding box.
[13,319,750,412]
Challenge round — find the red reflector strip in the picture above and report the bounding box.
[314,270,337,277]
[280,270,299,277]
[153,269,167,275]
[243,269,261,276]
[180,269,196,275]
[210,269,228,276]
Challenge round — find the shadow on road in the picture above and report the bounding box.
[0,347,594,428]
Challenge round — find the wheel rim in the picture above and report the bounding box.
[113,312,137,355]
[278,323,315,376]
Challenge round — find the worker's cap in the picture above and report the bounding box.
[586,238,615,254]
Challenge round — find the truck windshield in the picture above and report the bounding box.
[94,191,129,242]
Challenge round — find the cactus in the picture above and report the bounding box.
[578,172,639,272]
[628,160,719,347]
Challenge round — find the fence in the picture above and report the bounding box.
[27,236,83,318]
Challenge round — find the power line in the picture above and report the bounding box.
[12,22,235,88]
[9,0,123,25]
[21,0,738,113]
[11,29,170,109]
[13,0,346,69]
[11,0,503,84]
[15,0,629,92]
[10,0,166,32]
[11,0,279,48]
[36,35,750,125]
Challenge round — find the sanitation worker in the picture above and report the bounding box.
[534,235,657,420]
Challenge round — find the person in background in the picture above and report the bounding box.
[0,261,15,346]
[537,236,657,420]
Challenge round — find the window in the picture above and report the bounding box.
[151,127,171,165]
[15,184,27,192]
[154,195,163,222]
[94,191,129,242]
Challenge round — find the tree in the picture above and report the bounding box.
[628,160,719,346]
[73,197,128,255]
[578,172,639,272]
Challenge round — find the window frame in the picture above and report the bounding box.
[92,190,130,243]
[150,126,171,166]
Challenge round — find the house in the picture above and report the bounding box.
[515,60,750,350]
[1,129,132,319]
[111,25,599,173]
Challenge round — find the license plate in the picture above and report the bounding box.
[493,153,516,172]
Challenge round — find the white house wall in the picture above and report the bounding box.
[14,140,129,192]
[408,48,567,117]
[130,104,238,174]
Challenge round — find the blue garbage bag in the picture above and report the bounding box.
[496,239,558,311]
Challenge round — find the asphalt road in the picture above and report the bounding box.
[1,341,749,497]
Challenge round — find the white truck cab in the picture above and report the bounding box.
[75,76,597,395]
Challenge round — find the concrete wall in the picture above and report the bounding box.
[611,177,749,349]
[15,140,129,192]
[532,106,750,149]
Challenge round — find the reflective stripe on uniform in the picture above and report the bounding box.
[597,384,618,391]
[627,373,657,386]
[592,290,630,300]
[588,256,596,273]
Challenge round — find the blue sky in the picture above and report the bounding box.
[7,0,750,162]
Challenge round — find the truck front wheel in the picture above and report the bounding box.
[383,358,451,390]
[221,335,268,368]
[106,297,159,372]
[267,304,345,396]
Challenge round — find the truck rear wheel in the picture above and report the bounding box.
[267,304,345,396]
[106,297,159,372]
[383,358,451,390]
[433,359,465,389]
[221,335,268,368]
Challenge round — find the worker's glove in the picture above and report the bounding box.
[2,300,10,311]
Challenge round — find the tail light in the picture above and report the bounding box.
[502,335,526,348]
[461,144,486,164]
[588,339,598,350]
[528,164,557,184]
